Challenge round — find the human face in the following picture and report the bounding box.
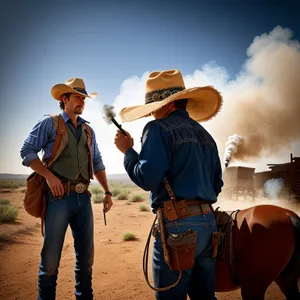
[64,93,86,115]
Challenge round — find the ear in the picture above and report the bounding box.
[61,95,68,103]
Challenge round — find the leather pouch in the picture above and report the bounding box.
[167,230,197,271]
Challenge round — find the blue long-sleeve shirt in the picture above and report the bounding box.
[20,111,105,174]
[124,109,223,209]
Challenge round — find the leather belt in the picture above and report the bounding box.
[62,181,90,195]
[162,199,212,220]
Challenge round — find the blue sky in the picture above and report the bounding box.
[1,0,299,174]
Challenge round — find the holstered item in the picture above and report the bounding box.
[157,208,198,272]
[167,230,197,271]
[212,232,224,258]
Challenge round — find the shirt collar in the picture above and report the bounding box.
[169,109,189,117]
[61,111,90,125]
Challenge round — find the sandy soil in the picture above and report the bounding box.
[1,188,295,300]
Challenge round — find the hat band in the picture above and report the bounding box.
[145,86,185,104]
[73,87,88,96]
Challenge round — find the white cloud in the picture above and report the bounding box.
[84,26,300,175]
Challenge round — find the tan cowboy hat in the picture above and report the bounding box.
[51,78,98,100]
[119,69,222,122]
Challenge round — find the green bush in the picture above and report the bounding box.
[0,199,10,205]
[130,194,144,203]
[0,180,25,189]
[139,204,150,212]
[92,193,103,204]
[117,190,131,200]
[0,204,18,222]
[111,185,122,197]
[123,232,137,241]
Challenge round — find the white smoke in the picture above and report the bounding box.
[224,134,244,167]
[81,26,300,175]
[263,178,284,199]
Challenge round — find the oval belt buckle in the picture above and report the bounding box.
[75,182,87,193]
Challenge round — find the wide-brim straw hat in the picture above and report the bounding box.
[51,78,98,100]
[119,69,222,122]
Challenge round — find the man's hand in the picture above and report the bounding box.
[103,194,113,212]
[45,173,64,197]
[114,130,133,154]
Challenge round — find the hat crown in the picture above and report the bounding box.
[65,78,86,89]
[146,69,185,93]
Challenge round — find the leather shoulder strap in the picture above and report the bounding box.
[163,178,176,201]
[47,115,67,167]
[82,122,94,179]
[83,123,92,147]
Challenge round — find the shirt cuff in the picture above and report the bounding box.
[93,162,106,174]
[22,153,39,167]
[124,148,139,165]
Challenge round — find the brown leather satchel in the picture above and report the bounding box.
[23,115,66,220]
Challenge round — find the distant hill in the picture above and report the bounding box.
[0,173,28,180]
[0,173,133,185]
[105,173,133,184]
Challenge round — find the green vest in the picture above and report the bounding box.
[50,124,90,180]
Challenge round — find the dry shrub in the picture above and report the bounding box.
[139,204,150,212]
[123,232,137,241]
[130,194,144,203]
[0,204,18,222]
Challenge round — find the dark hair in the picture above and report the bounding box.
[59,93,72,110]
[173,98,188,110]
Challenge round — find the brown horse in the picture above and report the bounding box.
[214,204,300,300]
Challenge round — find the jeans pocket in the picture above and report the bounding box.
[47,191,62,203]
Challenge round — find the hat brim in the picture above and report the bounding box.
[119,86,222,122]
[51,84,98,100]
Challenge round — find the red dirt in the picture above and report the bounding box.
[0,189,286,299]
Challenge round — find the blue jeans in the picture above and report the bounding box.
[152,211,217,300]
[38,191,94,300]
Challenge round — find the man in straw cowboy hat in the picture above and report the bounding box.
[114,69,223,299]
[20,78,113,299]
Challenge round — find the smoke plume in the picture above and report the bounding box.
[263,178,284,199]
[224,134,244,167]
[204,26,300,164]
[102,104,116,123]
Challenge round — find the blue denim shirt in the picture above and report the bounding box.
[20,111,105,173]
[124,109,223,209]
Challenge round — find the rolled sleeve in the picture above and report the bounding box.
[21,148,39,167]
[90,127,106,174]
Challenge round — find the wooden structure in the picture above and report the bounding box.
[222,166,255,200]
[267,154,300,199]
[221,154,300,200]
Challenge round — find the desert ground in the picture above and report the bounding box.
[1,183,299,300]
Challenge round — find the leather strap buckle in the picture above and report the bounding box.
[75,182,87,193]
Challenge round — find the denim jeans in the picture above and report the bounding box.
[38,191,94,300]
[152,211,217,300]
